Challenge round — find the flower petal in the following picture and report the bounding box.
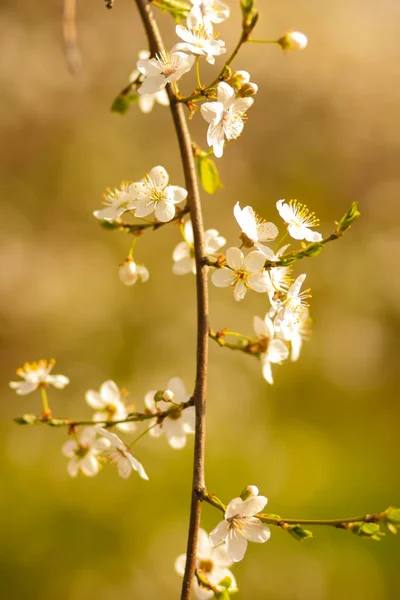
[239,495,268,517]
[165,185,188,204]
[155,200,175,222]
[201,101,224,124]
[233,280,247,302]
[85,390,106,410]
[148,165,169,189]
[100,380,120,405]
[211,268,236,288]
[217,82,235,106]
[242,517,271,543]
[209,520,229,547]
[227,528,248,562]
[268,339,289,363]
[81,455,100,477]
[244,250,265,273]
[226,247,244,270]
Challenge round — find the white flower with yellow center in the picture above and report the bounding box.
[9,359,69,396]
[137,51,195,95]
[96,427,149,480]
[173,220,226,275]
[130,50,169,114]
[211,247,268,302]
[274,273,311,327]
[144,377,195,449]
[85,380,136,433]
[132,166,187,222]
[62,428,111,477]
[276,199,323,242]
[189,0,230,34]
[253,315,289,384]
[173,12,226,65]
[175,528,238,599]
[119,259,150,286]
[94,182,136,222]
[234,202,278,250]
[201,82,253,158]
[260,244,293,302]
[210,487,271,562]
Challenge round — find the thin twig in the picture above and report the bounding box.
[133,2,209,599]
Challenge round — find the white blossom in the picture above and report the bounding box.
[274,273,311,327]
[96,427,149,480]
[129,50,169,114]
[276,199,322,242]
[211,247,268,302]
[175,528,238,599]
[230,70,258,97]
[62,428,110,477]
[137,51,195,95]
[277,308,311,362]
[234,202,278,251]
[174,11,226,65]
[173,220,226,275]
[131,166,187,222]
[119,259,150,286]
[94,182,136,222]
[85,380,136,433]
[201,82,253,158]
[210,488,271,562]
[279,31,308,51]
[189,0,230,34]
[10,359,69,396]
[259,244,293,303]
[144,378,195,449]
[253,315,289,384]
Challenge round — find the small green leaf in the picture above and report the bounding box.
[111,93,138,115]
[302,242,324,257]
[351,522,385,540]
[286,525,313,541]
[196,155,223,195]
[386,507,400,525]
[337,201,360,232]
[14,414,37,425]
[153,0,191,21]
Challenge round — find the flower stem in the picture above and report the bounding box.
[195,56,203,89]
[128,237,137,259]
[133,3,209,599]
[40,387,49,413]
[248,39,277,44]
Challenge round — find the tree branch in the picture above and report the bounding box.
[132,2,209,598]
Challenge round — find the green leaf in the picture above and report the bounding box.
[153,0,191,21]
[351,522,385,541]
[286,525,313,541]
[196,155,223,195]
[302,242,324,257]
[337,201,360,232]
[386,507,400,525]
[14,414,37,425]
[111,93,138,115]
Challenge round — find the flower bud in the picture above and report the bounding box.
[162,389,175,402]
[240,485,259,500]
[278,31,308,51]
[239,82,258,97]
[119,259,138,286]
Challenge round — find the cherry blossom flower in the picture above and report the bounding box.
[259,244,293,302]
[278,31,308,51]
[234,202,278,250]
[129,50,169,114]
[277,308,311,362]
[10,359,69,396]
[144,377,195,449]
[119,259,150,286]
[173,220,226,275]
[175,528,238,599]
[94,182,136,222]
[189,0,230,34]
[62,428,110,477]
[210,487,271,562]
[276,199,323,242]
[97,427,149,480]
[200,82,253,158]
[132,166,187,222]
[174,12,226,65]
[85,380,136,433]
[274,274,311,327]
[211,247,268,302]
[253,315,289,384]
[137,51,195,95]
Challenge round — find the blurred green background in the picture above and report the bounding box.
[1,0,400,598]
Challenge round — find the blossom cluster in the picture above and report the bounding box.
[9,362,195,477]
[175,486,271,598]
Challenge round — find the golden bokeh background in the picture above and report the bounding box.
[1,0,400,598]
